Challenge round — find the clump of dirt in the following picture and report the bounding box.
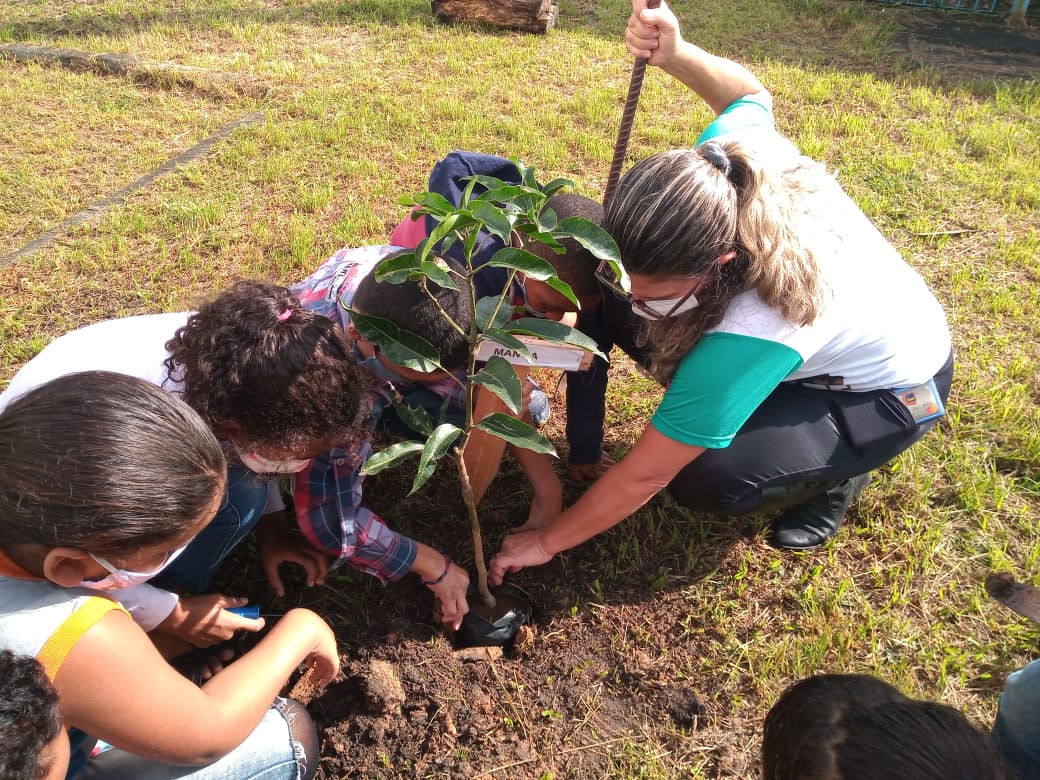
[303,603,719,780]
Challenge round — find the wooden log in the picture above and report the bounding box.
[431,0,558,33]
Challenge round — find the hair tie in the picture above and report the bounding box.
[700,142,732,180]
[277,308,292,322]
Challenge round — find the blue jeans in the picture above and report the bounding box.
[151,465,269,593]
[78,700,305,779]
[993,658,1040,779]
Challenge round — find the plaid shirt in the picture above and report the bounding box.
[291,441,416,583]
[287,245,457,582]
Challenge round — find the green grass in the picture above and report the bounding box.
[2,0,1039,775]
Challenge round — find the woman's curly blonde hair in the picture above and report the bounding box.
[604,141,831,382]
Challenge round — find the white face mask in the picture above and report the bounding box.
[80,544,188,591]
[234,444,312,475]
[515,278,548,319]
[631,294,701,320]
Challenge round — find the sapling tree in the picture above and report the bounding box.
[350,165,626,609]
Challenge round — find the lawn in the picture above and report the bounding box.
[1,0,1039,777]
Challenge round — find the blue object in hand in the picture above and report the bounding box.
[227,604,261,619]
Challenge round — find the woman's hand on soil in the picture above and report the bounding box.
[159,594,265,647]
[488,530,553,586]
[257,512,331,597]
[429,565,470,631]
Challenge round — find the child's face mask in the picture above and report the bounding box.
[80,544,188,591]
[234,445,312,476]
[515,278,548,319]
[352,342,408,386]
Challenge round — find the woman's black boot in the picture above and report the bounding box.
[768,473,872,550]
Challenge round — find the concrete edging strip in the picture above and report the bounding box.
[1,110,264,268]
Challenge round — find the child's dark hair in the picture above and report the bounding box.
[526,193,604,300]
[762,674,1011,780]
[0,371,226,558]
[165,280,371,449]
[353,252,472,370]
[0,651,62,780]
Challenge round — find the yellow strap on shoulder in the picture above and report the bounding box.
[38,596,129,681]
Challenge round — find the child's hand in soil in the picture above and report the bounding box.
[256,510,331,597]
[279,609,340,689]
[172,646,238,684]
[158,594,265,647]
[428,565,470,631]
[566,453,616,483]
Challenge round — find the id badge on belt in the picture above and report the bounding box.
[891,377,945,424]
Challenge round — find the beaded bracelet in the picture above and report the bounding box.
[421,553,452,587]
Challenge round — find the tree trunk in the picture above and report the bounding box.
[431,0,558,33]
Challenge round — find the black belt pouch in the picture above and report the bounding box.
[832,390,917,451]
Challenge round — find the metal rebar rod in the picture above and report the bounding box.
[603,0,661,208]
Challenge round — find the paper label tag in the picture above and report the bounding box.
[475,336,593,371]
[892,377,945,424]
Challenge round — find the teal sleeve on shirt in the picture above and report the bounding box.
[651,332,803,448]
[696,93,775,146]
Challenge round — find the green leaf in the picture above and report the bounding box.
[520,229,565,253]
[462,229,480,261]
[394,402,434,436]
[347,310,443,372]
[466,174,514,193]
[411,423,463,494]
[506,317,606,360]
[374,251,421,284]
[409,191,454,216]
[540,177,574,197]
[422,214,461,262]
[545,276,580,309]
[475,184,543,211]
[469,200,514,244]
[518,162,538,189]
[486,247,557,281]
[480,329,534,360]
[556,217,621,264]
[361,440,424,476]
[476,295,513,331]
[419,258,459,291]
[474,413,556,455]
[535,207,558,234]
[470,356,522,414]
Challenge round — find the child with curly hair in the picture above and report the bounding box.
[0,650,67,780]
[0,280,470,638]
[291,245,562,534]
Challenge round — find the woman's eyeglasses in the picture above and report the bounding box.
[595,260,707,321]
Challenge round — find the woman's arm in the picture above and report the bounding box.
[489,423,704,583]
[626,0,766,116]
[55,607,338,766]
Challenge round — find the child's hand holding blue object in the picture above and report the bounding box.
[158,594,265,647]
